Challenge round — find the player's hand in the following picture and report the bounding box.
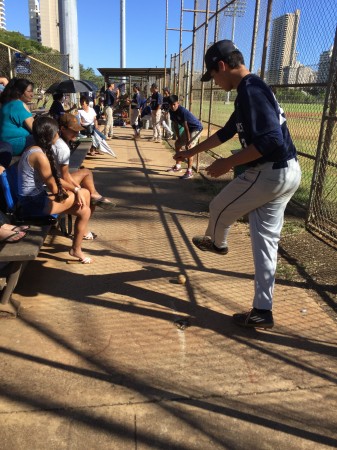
[205,158,233,178]
[173,149,194,162]
[75,190,86,208]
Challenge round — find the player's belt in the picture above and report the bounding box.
[272,156,297,170]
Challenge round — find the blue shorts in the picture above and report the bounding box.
[18,191,51,216]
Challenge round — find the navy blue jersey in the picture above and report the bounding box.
[49,100,65,120]
[169,105,203,132]
[131,92,141,109]
[217,74,296,166]
[104,89,115,107]
[150,92,163,110]
[162,95,170,112]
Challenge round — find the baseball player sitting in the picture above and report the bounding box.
[174,40,301,329]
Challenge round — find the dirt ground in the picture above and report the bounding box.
[278,204,337,322]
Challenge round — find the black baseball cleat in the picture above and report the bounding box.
[233,308,274,329]
[192,235,228,255]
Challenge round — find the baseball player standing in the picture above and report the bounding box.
[174,40,301,329]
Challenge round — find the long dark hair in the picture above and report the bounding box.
[32,116,68,202]
[0,78,34,104]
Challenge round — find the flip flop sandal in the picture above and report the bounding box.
[79,257,93,264]
[12,225,30,232]
[91,196,116,210]
[0,230,27,244]
[83,231,97,240]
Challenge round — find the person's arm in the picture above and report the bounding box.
[59,163,86,206]
[174,131,222,161]
[174,111,237,160]
[34,152,86,206]
[59,164,77,186]
[205,144,262,178]
[24,116,34,132]
[183,121,191,148]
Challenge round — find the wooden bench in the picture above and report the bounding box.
[0,141,90,316]
[0,225,50,316]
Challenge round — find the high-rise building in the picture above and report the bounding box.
[317,47,333,83]
[39,0,60,51]
[0,0,6,30]
[29,0,41,43]
[267,9,301,85]
[283,62,317,84]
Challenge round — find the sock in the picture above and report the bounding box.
[254,308,271,313]
[213,243,226,251]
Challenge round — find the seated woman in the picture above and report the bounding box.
[17,116,93,264]
[49,92,76,121]
[78,95,101,156]
[53,114,116,221]
[0,78,35,157]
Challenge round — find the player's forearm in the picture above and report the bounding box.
[188,132,222,156]
[227,145,262,167]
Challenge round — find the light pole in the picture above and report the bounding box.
[224,0,246,103]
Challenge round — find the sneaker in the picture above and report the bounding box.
[150,137,157,142]
[192,235,228,255]
[233,308,274,329]
[180,170,193,180]
[166,165,182,173]
[155,139,162,143]
[165,132,174,139]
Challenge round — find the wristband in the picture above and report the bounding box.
[74,186,81,194]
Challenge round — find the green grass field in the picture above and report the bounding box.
[190,99,329,207]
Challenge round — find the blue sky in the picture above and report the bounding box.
[6,0,195,72]
[5,1,337,74]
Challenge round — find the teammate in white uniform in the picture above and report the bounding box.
[174,40,301,329]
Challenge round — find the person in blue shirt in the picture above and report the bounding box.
[174,40,301,329]
[150,83,163,143]
[127,84,142,139]
[161,87,174,139]
[0,78,35,157]
[103,82,119,139]
[168,95,203,179]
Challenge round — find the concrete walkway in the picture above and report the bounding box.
[1,126,337,450]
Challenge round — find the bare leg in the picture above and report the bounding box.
[49,189,92,262]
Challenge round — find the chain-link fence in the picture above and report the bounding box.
[169,0,337,246]
[0,42,70,110]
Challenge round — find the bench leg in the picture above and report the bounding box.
[0,261,24,317]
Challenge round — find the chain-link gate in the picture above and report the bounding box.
[306,29,337,246]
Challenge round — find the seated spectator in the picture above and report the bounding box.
[94,96,105,122]
[78,95,100,156]
[17,116,93,264]
[49,92,77,121]
[0,78,35,157]
[140,99,152,129]
[54,113,116,219]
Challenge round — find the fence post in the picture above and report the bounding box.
[260,0,273,81]
[307,27,337,228]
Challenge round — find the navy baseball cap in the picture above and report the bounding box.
[201,40,238,82]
